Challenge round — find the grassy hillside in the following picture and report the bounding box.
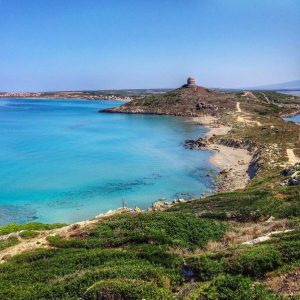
[1,191,300,299]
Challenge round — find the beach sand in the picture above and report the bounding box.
[191,115,252,192]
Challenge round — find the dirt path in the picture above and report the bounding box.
[261,92,270,103]
[236,101,261,126]
[286,149,300,166]
[242,229,293,245]
[237,115,262,126]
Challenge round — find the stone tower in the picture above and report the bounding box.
[187,77,196,87]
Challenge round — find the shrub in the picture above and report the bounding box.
[0,222,66,235]
[19,230,39,239]
[83,279,174,300]
[199,275,282,300]
[0,237,19,250]
[185,255,223,281]
[225,246,283,277]
[90,212,227,249]
[136,248,181,274]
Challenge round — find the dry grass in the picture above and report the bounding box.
[210,219,289,248]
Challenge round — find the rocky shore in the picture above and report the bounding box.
[185,117,253,192]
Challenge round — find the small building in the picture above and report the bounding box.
[187,77,196,87]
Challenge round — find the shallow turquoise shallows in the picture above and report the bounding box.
[0,99,214,225]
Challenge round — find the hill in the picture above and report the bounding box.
[102,78,300,118]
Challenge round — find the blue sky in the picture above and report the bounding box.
[0,0,299,91]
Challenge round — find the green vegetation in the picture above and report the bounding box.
[1,205,299,299]
[19,230,39,239]
[170,187,300,221]
[193,275,282,300]
[0,213,226,299]
[84,279,174,300]
[0,222,66,235]
[0,237,19,251]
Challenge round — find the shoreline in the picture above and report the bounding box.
[0,108,294,262]
[0,96,130,102]
[190,115,252,192]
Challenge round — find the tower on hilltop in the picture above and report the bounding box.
[187,77,196,87]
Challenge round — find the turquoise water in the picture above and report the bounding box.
[0,98,214,225]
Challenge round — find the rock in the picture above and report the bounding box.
[281,167,293,177]
[184,138,209,150]
[220,168,230,174]
[153,202,162,210]
[289,178,300,186]
[1,254,11,261]
[266,216,275,223]
[70,231,89,238]
[158,197,166,201]
[69,224,80,231]
[178,198,186,203]
[134,206,142,213]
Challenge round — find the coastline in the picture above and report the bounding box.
[0,96,130,102]
[190,115,252,192]
[0,115,252,261]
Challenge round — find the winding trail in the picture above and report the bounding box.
[261,92,270,104]
[236,101,261,126]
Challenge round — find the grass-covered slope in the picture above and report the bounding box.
[1,199,300,299]
[0,213,226,299]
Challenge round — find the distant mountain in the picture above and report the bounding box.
[246,80,300,91]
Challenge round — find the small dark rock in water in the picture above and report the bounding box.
[27,216,39,221]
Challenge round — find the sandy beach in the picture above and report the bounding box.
[191,115,252,192]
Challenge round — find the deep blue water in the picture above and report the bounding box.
[0,98,214,225]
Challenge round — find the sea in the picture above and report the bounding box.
[284,91,300,123]
[0,98,215,225]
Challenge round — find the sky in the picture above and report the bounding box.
[0,0,299,92]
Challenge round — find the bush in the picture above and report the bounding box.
[83,279,174,300]
[225,246,283,277]
[199,275,282,300]
[0,237,19,250]
[185,255,223,281]
[19,230,39,239]
[90,212,227,249]
[0,222,66,235]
